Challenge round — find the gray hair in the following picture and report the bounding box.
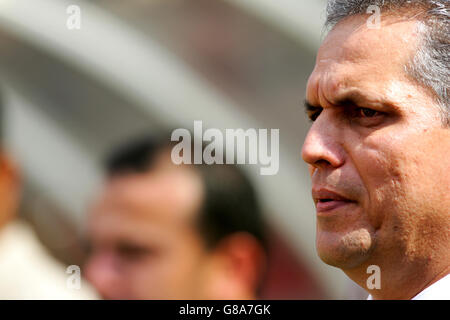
[325,0,450,125]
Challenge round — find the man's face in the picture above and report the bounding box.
[302,16,450,270]
[85,162,214,299]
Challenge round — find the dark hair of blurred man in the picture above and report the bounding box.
[85,135,267,300]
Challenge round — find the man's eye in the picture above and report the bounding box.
[117,243,153,260]
[357,107,380,118]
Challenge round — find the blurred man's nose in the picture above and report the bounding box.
[301,113,344,170]
[85,252,121,299]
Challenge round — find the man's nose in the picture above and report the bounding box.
[301,114,344,170]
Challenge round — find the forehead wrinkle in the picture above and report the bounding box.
[324,15,420,61]
[316,16,421,90]
[315,66,343,109]
[318,20,374,69]
[315,51,406,112]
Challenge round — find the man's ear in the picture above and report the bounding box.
[0,152,20,228]
[209,232,266,299]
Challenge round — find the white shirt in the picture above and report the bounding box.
[0,220,98,299]
[367,273,450,300]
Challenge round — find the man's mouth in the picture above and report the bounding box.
[316,199,353,212]
[312,188,355,214]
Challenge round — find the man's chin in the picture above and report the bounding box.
[316,228,375,269]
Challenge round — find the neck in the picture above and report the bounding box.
[344,254,450,300]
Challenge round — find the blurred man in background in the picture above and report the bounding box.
[85,136,267,299]
[0,99,97,299]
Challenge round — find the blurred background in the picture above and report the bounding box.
[0,0,366,299]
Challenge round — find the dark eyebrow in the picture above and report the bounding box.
[304,98,355,114]
[304,100,321,112]
[333,90,396,111]
[303,92,365,112]
[304,90,398,118]
[334,98,357,109]
[334,90,369,107]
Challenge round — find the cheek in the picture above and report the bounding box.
[350,134,405,228]
[137,238,207,295]
[351,123,445,227]
[125,254,179,299]
[394,128,450,214]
